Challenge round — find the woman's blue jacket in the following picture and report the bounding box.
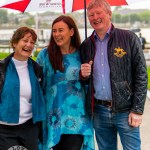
[0,53,46,124]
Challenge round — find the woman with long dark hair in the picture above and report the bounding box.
[37,15,94,150]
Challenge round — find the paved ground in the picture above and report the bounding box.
[95,99,150,150]
[138,98,150,150]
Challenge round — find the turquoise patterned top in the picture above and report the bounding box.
[36,48,94,150]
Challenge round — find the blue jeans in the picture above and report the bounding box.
[94,104,141,150]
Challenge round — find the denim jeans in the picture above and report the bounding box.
[94,104,141,150]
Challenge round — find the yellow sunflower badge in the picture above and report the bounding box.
[114,47,127,58]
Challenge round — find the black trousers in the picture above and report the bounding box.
[52,134,84,150]
[0,119,38,150]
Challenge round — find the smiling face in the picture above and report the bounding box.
[52,21,74,49]
[13,33,35,61]
[87,5,112,34]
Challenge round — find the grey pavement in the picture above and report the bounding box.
[95,99,150,150]
[138,98,150,150]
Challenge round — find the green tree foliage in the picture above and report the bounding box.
[112,13,122,23]
[139,11,150,23]
[112,10,150,24]
[129,14,141,23]
[121,15,129,23]
[0,9,150,28]
[0,10,8,24]
[24,17,35,26]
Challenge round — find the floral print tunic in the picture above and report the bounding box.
[36,48,94,150]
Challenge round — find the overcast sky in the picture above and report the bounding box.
[0,0,150,13]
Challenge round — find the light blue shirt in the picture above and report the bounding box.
[93,28,112,100]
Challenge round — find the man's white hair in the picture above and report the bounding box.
[87,0,111,13]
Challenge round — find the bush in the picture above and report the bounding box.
[0,52,10,60]
[33,48,42,57]
[147,67,150,89]
[0,52,37,60]
[33,50,40,57]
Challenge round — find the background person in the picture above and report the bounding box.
[139,32,146,50]
[0,26,46,150]
[36,15,94,150]
[80,0,148,150]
